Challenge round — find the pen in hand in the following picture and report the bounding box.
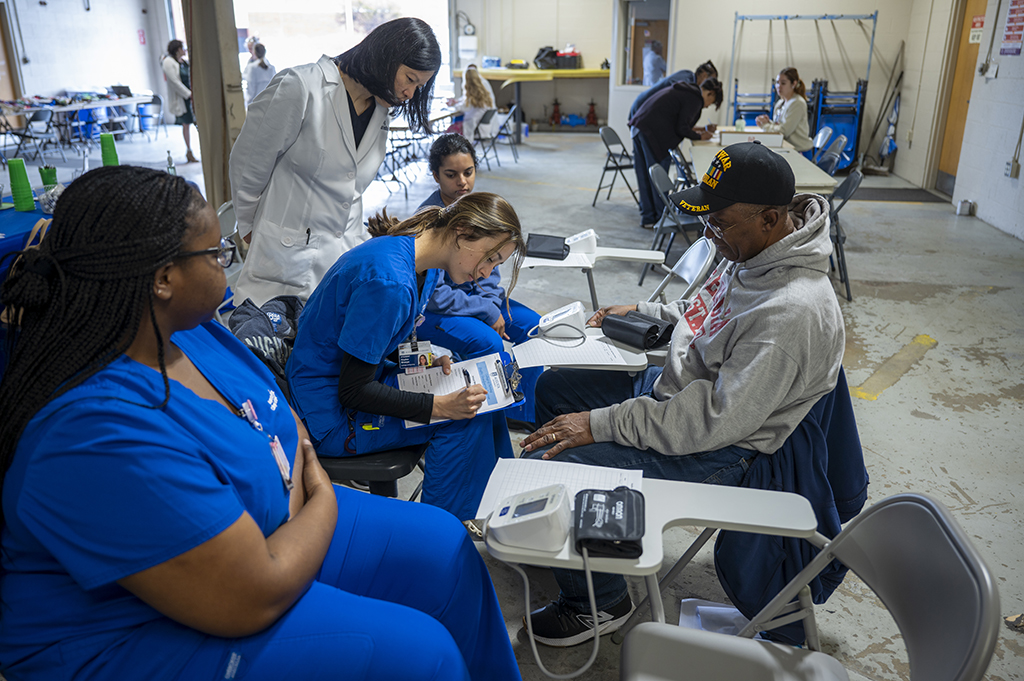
[462,368,472,389]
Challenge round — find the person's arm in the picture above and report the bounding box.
[590,340,804,455]
[761,100,798,135]
[426,274,502,324]
[163,57,191,100]
[119,439,337,638]
[676,94,705,141]
[229,68,307,240]
[337,351,433,423]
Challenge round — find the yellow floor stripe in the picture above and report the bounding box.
[850,334,938,401]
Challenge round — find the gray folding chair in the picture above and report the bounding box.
[827,169,863,302]
[474,109,500,171]
[12,110,67,163]
[811,126,833,162]
[491,105,519,163]
[646,236,716,305]
[824,133,848,161]
[816,151,840,176]
[621,493,1001,681]
[640,164,703,285]
[593,126,639,207]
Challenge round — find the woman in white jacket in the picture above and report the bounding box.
[756,67,813,153]
[243,42,277,107]
[229,18,441,307]
[161,39,197,163]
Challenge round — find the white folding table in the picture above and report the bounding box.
[521,246,665,310]
[482,469,818,628]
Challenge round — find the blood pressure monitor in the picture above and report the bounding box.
[537,301,586,338]
[488,484,571,552]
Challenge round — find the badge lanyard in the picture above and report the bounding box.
[240,398,294,491]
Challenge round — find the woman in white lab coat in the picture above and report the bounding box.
[242,42,277,107]
[229,18,441,307]
[161,39,197,163]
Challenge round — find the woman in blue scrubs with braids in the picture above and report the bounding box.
[0,166,520,681]
[415,134,541,425]
[287,192,525,521]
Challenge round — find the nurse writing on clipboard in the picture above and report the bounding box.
[229,18,442,307]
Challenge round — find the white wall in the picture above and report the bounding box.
[5,0,169,99]
[953,0,1024,238]
[453,0,614,126]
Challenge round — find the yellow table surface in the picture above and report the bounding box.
[454,68,609,89]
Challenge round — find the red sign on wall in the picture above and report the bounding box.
[138,29,146,45]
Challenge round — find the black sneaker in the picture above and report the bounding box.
[525,596,635,647]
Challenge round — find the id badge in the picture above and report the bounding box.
[269,436,294,491]
[398,341,433,373]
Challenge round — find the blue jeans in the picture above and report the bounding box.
[527,367,758,610]
[632,130,671,225]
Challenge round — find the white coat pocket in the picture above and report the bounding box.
[249,221,321,289]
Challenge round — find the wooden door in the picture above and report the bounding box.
[937,0,988,195]
[630,20,669,86]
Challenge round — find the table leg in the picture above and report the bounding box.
[585,269,599,310]
[644,573,666,624]
[514,82,522,144]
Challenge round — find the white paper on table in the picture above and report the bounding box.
[397,352,516,428]
[522,252,592,269]
[512,334,627,369]
[476,458,643,519]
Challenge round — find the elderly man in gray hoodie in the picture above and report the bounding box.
[519,141,845,648]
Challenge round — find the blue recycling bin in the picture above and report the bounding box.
[137,103,154,131]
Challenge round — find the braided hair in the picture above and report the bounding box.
[0,166,205,524]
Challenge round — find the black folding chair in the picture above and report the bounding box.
[593,126,639,207]
[827,169,863,302]
[473,109,500,171]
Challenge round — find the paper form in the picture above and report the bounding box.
[476,458,643,519]
[512,334,627,369]
[397,352,518,428]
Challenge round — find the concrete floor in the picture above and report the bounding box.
[6,128,1021,680]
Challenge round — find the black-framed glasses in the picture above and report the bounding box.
[700,207,771,240]
[177,237,237,268]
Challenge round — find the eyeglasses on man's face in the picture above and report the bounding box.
[700,207,771,240]
[177,237,237,268]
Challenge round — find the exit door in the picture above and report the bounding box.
[936,0,988,196]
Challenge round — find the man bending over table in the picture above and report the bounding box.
[519,141,845,647]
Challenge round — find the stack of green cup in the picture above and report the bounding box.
[8,158,36,212]
[39,165,58,189]
[100,133,119,166]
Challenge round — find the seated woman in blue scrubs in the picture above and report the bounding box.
[287,192,525,522]
[0,167,520,681]
[416,133,541,425]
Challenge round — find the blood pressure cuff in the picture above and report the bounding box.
[573,487,645,559]
[525,233,570,260]
[601,311,674,350]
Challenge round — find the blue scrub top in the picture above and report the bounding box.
[287,235,440,442]
[0,321,297,677]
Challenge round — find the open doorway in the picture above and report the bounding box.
[624,0,671,86]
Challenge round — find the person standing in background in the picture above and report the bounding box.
[229,18,441,308]
[630,60,717,119]
[629,77,722,228]
[756,67,813,153]
[642,41,667,87]
[243,43,277,107]
[161,39,197,164]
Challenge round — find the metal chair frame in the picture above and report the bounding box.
[593,126,639,207]
[640,163,703,285]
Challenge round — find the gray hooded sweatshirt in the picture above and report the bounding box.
[589,194,844,456]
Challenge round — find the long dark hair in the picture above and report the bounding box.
[367,192,525,294]
[778,67,807,98]
[702,77,724,109]
[428,133,477,175]
[334,17,441,134]
[0,166,205,525]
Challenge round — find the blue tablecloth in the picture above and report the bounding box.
[0,200,47,278]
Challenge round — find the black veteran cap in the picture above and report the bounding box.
[670,141,796,215]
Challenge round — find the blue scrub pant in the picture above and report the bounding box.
[526,367,757,611]
[45,489,520,681]
[418,298,541,423]
[316,367,514,521]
